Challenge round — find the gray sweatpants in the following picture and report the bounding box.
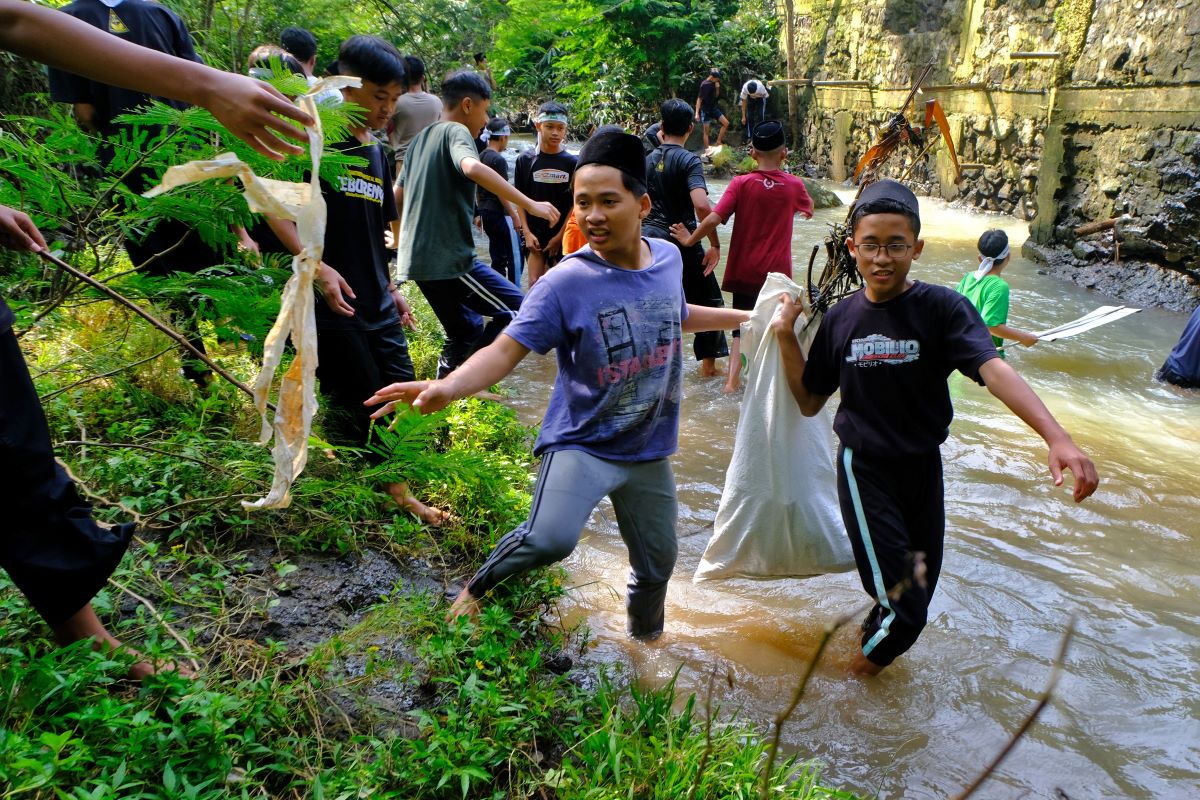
[467,448,678,638]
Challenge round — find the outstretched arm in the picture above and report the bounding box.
[978,358,1098,502]
[671,210,723,249]
[682,304,748,334]
[462,157,561,228]
[0,0,312,159]
[367,334,530,417]
[772,295,830,417]
[989,323,1039,347]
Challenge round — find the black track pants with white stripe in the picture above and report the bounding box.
[415,260,523,377]
[836,444,945,667]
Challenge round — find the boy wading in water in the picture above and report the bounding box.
[515,101,578,287]
[474,117,524,286]
[367,132,751,636]
[672,119,812,392]
[774,180,1099,676]
[644,98,728,377]
[954,228,1038,356]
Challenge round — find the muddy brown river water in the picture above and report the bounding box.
[476,149,1199,798]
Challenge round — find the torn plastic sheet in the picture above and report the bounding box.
[144,76,361,509]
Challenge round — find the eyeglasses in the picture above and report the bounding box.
[854,242,913,257]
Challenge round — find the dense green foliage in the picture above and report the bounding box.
[490,0,780,124]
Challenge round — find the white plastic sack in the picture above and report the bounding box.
[695,272,854,581]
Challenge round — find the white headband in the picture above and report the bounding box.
[975,244,1010,279]
[537,112,569,124]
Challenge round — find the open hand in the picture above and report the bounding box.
[316,262,356,317]
[701,246,720,276]
[668,222,692,246]
[528,201,561,227]
[366,380,455,417]
[0,204,47,252]
[1048,439,1099,503]
[197,73,314,160]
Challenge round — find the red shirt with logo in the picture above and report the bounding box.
[712,169,813,295]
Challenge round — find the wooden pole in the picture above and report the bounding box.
[781,0,799,150]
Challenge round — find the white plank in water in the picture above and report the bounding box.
[1033,305,1142,342]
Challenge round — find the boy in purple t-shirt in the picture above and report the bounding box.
[367,132,750,638]
[673,120,813,392]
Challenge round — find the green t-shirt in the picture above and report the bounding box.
[396,121,480,281]
[955,272,1009,355]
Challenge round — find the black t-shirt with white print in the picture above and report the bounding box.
[316,135,401,332]
[644,144,707,234]
[803,282,999,457]
[514,148,577,242]
[47,0,199,137]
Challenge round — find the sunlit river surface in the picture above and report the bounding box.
[475,145,1199,798]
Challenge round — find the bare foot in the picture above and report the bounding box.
[722,378,740,393]
[447,588,481,622]
[54,604,196,682]
[699,359,727,378]
[849,653,885,676]
[385,482,452,526]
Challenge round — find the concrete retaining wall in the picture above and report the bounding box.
[783,0,1200,309]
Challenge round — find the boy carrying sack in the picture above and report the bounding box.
[367,131,750,638]
[775,179,1098,676]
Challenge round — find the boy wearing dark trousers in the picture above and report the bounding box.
[644,98,728,377]
[367,132,751,637]
[514,101,577,286]
[396,71,559,377]
[672,120,812,392]
[474,117,524,285]
[774,180,1099,675]
[0,0,312,681]
[268,36,445,524]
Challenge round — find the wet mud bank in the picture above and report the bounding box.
[129,536,584,736]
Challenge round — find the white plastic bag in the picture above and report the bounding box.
[695,272,854,581]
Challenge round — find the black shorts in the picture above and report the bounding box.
[730,291,756,337]
[315,321,415,462]
[1,330,134,626]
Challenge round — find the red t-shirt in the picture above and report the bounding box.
[713,170,813,295]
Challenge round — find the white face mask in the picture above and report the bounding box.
[975,244,1010,279]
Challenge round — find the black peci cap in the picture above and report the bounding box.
[752,120,785,151]
[577,130,647,188]
[856,179,920,218]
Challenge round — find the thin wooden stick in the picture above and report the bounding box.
[107,576,202,674]
[38,345,173,401]
[32,249,269,407]
[758,600,873,800]
[951,617,1077,800]
[56,439,230,473]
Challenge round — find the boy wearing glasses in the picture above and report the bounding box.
[773,180,1098,676]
